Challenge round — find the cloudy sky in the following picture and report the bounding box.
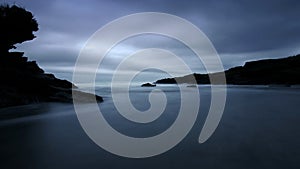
[5,0,300,84]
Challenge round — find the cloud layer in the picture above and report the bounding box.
[5,0,300,82]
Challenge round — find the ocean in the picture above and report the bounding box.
[0,85,299,169]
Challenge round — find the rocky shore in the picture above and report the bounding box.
[0,52,102,108]
[155,54,300,85]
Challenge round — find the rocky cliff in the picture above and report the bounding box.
[155,54,300,85]
[0,52,103,108]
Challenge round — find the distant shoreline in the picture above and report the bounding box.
[154,54,300,85]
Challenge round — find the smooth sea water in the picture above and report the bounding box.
[0,85,299,169]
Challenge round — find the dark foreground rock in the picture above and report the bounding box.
[156,54,300,85]
[0,52,103,108]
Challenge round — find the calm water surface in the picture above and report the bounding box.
[0,86,299,169]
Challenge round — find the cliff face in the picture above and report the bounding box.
[0,52,102,108]
[155,54,300,85]
[224,55,300,85]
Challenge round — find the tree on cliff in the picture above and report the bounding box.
[0,4,38,54]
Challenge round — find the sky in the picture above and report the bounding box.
[4,0,300,84]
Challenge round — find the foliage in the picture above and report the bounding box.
[0,4,38,53]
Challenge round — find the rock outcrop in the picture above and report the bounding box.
[0,52,103,108]
[141,83,156,87]
[156,54,300,85]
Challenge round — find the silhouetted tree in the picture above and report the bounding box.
[0,4,38,54]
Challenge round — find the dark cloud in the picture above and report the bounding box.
[4,0,300,80]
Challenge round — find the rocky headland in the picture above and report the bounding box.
[155,54,300,85]
[0,52,103,108]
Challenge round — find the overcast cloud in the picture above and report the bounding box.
[4,0,300,82]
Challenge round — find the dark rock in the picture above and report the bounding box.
[155,54,300,85]
[0,52,103,108]
[141,83,156,87]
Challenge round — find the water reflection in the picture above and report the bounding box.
[0,86,299,169]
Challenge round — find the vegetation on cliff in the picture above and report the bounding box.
[0,4,102,108]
